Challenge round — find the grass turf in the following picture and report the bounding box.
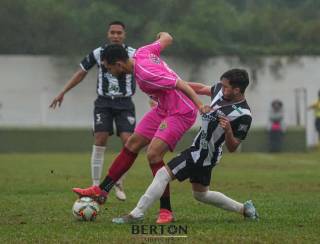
[0,151,319,243]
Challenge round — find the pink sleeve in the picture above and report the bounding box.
[136,63,178,90]
[137,41,161,57]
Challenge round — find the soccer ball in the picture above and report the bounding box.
[72,197,100,221]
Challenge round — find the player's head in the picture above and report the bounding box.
[271,99,283,111]
[107,21,126,44]
[220,69,249,100]
[102,44,129,76]
[318,89,320,99]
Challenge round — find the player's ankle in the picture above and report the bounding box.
[160,196,172,211]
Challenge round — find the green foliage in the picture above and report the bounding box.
[1,0,320,56]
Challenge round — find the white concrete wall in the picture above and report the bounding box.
[0,55,319,145]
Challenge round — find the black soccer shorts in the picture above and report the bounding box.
[167,148,215,187]
[315,118,320,133]
[93,97,136,136]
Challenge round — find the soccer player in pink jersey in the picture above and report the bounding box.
[73,32,211,224]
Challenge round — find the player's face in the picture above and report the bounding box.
[221,78,239,101]
[107,25,126,44]
[104,61,127,77]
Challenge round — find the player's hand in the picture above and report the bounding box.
[49,93,64,109]
[156,32,168,39]
[218,115,231,132]
[199,104,212,114]
[156,32,162,39]
[149,99,158,108]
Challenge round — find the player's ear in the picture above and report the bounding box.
[234,87,241,95]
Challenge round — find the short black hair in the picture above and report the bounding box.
[108,21,126,29]
[220,68,249,93]
[272,99,283,108]
[102,44,129,65]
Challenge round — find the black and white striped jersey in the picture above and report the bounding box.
[190,82,252,167]
[80,44,136,98]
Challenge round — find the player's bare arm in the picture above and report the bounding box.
[218,115,241,152]
[156,32,173,50]
[176,79,211,114]
[188,82,211,96]
[149,99,158,108]
[49,69,87,109]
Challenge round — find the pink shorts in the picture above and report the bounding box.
[135,108,197,151]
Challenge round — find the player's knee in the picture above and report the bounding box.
[119,131,133,143]
[146,149,161,164]
[192,191,208,202]
[155,167,172,183]
[125,135,142,153]
[94,133,108,146]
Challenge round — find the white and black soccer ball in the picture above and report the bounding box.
[72,197,100,221]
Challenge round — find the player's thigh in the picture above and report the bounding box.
[189,166,213,188]
[93,106,114,135]
[166,149,192,182]
[134,108,164,141]
[114,108,136,136]
[125,132,150,153]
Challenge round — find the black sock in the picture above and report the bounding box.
[160,196,172,211]
[99,176,115,192]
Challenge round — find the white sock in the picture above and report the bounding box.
[116,173,126,187]
[91,145,106,186]
[192,191,243,213]
[130,167,172,218]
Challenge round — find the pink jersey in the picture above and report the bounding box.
[133,41,197,116]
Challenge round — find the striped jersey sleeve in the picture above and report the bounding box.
[232,114,252,140]
[79,47,101,72]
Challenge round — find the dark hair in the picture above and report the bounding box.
[272,99,283,109]
[102,44,129,65]
[220,68,249,93]
[108,21,126,29]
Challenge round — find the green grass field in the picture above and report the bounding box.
[1,152,320,243]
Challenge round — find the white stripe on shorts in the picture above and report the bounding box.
[171,160,186,175]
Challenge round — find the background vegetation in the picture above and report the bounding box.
[1,0,320,58]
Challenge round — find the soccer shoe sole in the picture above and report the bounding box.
[112,215,144,224]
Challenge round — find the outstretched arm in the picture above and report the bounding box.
[49,69,87,109]
[188,82,211,96]
[176,79,211,114]
[156,32,173,51]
